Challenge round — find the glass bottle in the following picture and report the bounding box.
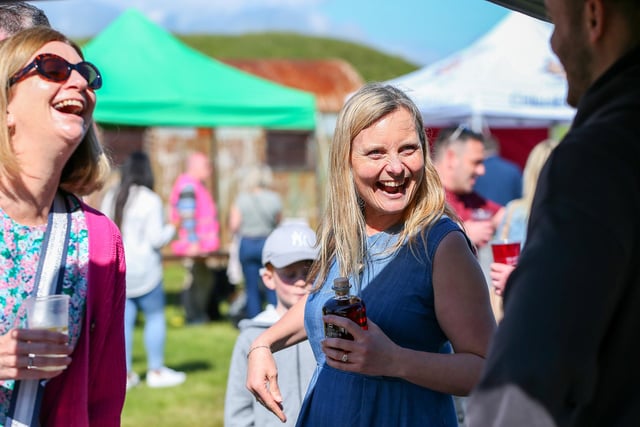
[322,277,368,340]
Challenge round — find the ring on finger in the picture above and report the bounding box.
[27,353,35,370]
[341,353,348,363]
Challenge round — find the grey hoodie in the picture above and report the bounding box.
[224,305,316,427]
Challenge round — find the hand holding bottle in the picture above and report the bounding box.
[321,316,402,378]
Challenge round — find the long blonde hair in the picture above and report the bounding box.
[520,138,560,210]
[499,138,559,240]
[0,26,110,196]
[309,83,457,289]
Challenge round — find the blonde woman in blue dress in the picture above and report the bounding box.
[246,83,495,426]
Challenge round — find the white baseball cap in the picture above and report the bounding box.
[262,220,319,268]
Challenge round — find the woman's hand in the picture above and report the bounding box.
[0,328,72,380]
[321,316,398,377]
[464,220,496,248]
[246,345,286,422]
[490,262,516,296]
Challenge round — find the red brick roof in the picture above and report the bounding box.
[220,59,364,113]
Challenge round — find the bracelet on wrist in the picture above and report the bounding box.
[247,345,271,359]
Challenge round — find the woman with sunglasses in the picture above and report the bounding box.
[0,27,125,426]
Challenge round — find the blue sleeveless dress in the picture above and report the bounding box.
[298,217,462,427]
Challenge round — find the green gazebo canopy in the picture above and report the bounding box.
[83,9,316,129]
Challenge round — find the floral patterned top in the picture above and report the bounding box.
[0,195,88,425]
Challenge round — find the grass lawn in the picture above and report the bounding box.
[121,262,240,427]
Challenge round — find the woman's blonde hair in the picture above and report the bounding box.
[520,138,560,210]
[0,26,110,196]
[309,83,457,289]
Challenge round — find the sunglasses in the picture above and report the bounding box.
[8,53,102,90]
[447,123,484,143]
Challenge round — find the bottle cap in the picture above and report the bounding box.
[332,277,351,292]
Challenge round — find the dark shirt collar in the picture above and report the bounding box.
[573,44,640,127]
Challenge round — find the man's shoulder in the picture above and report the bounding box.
[487,156,522,175]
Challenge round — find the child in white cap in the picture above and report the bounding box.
[224,220,318,426]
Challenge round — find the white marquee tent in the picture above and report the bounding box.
[387,12,575,129]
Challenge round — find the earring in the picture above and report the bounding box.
[357,196,365,210]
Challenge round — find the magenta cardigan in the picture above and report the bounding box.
[39,202,127,426]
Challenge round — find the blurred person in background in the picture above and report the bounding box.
[0,27,125,425]
[229,164,282,319]
[169,152,220,325]
[101,151,186,390]
[0,1,49,40]
[432,126,504,249]
[433,126,506,322]
[468,0,640,425]
[473,135,522,206]
[489,138,559,320]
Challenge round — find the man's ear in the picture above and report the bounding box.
[445,146,459,168]
[584,0,605,43]
[261,267,277,291]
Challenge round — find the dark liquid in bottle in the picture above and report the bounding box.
[323,295,368,340]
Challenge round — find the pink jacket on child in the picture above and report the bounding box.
[169,174,220,256]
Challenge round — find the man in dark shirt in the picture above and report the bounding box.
[467,0,640,425]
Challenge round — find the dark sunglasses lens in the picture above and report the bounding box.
[79,63,102,89]
[39,55,70,81]
[38,55,101,89]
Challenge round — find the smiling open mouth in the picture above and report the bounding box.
[377,181,405,194]
[53,99,84,115]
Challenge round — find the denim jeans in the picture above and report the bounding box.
[125,282,166,372]
[239,236,276,318]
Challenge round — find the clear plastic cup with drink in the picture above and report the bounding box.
[26,294,70,371]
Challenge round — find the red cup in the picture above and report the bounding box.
[491,240,521,266]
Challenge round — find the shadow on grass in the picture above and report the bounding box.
[131,357,213,374]
[170,360,213,374]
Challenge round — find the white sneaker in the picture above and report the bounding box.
[146,367,186,388]
[126,372,140,390]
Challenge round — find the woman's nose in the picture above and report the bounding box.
[386,155,404,175]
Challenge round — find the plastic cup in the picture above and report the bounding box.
[25,295,70,371]
[491,240,521,266]
[26,295,69,333]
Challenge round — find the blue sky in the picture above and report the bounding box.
[35,0,514,65]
